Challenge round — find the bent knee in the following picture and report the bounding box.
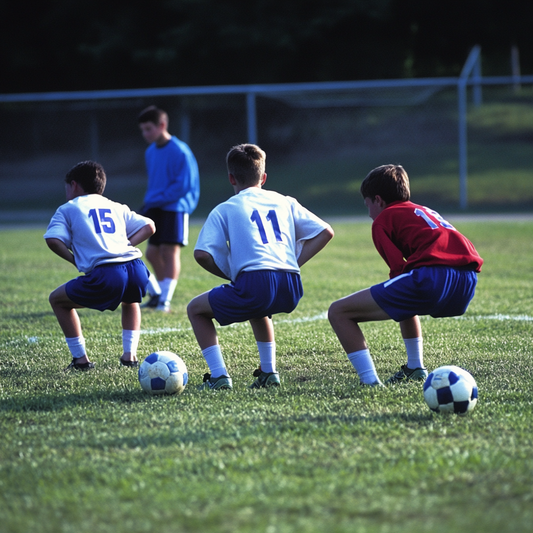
[328,300,343,323]
[186,299,196,319]
[186,297,203,319]
[49,288,62,307]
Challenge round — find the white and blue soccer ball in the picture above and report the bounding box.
[138,351,188,395]
[423,365,478,415]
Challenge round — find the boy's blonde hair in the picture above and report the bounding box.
[226,144,266,186]
[360,164,410,204]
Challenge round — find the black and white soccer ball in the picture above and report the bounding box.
[138,351,188,395]
[423,365,478,415]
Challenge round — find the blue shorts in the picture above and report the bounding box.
[142,208,189,246]
[66,259,150,312]
[370,266,478,322]
[209,270,303,326]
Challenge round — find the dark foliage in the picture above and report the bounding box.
[1,0,531,93]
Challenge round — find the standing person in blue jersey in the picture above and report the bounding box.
[137,105,200,313]
[187,144,334,391]
[45,161,155,370]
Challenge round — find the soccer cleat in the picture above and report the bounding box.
[156,300,171,313]
[359,379,385,388]
[249,368,281,389]
[385,364,428,385]
[141,294,160,309]
[64,359,95,372]
[198,373,233,391]
[120,358,139,367]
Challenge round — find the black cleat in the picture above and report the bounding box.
[64,359,95,372]
[141,294,160,308]
[120,358,139,367]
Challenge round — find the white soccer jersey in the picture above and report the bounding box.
[44,194,153,273]
[195,187,329,281]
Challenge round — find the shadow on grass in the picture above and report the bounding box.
[0,389,149,412]
[0,388,431,423]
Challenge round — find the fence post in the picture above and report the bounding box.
[90,112,100,162]
[458,45,482,210]
[180,112,191,144]
[458,82,468,210]
[473,54,482,106]
[512,45,521,93]
[246,92,258,144]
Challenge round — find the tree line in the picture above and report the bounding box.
[1,0,531,93]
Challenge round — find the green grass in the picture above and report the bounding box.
[1,219,533,533]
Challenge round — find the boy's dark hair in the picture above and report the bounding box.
[138,105,168,125]
[226,144,266,186]
[65,161,106,195]
[360,164,410,203]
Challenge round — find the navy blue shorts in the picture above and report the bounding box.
[209,270,304,326]
[66,259,150,312]
[141,208,188,246]
[370,266,478,322]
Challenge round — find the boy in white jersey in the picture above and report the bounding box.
[187,144,334,390]
[44,161,155,370]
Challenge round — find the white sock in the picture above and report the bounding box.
[404,337,424,369]
[159,278,177,304]
[257,341,276,373]
[122,330,140,357]
[347,349,380,384]
[202,345,228,378]
[146,273,161,297]
[66,336,86,359]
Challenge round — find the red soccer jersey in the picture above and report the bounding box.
[371,201,483,278]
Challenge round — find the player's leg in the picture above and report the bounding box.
[156,243,181,311]
[187,291,232,390]
[145,243,165,279]
[385,315,428,384]
[248,317,280,388]
[249,316,274,343]
[141,219,163,308]
[187,291,217,349]
[328,288,390,353]
[159,242,181,280]
[400,315,425,370]
[148,211,187,312]
[120,302,142,366]
[328,288,390,386]
[141,270,162,308]
[49,284,93,369]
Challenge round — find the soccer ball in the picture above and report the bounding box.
[138,351,188,395]
[423,365,478,415]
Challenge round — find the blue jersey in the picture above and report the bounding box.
[144,135,200,214]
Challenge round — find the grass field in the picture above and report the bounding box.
[0,219,532,533]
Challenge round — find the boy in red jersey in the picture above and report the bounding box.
[328,164,483,386]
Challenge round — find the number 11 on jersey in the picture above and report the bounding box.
[251,209,282,244]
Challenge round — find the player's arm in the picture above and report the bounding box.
[297,225,334,267]
[128,221,156,247]
[194,250,231,280]
[45,238,76,267]
[372,225,405,278]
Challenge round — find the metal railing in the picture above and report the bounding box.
[1,47,532,215]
